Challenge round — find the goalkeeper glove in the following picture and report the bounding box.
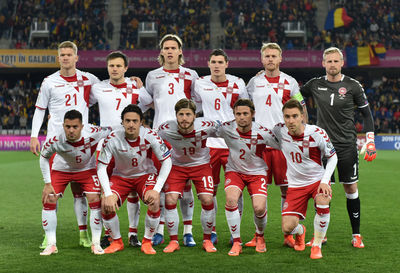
[360,132,376,162]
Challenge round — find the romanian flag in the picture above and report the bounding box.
[374,43,386,58]
[324,8,353,30]
[346,46,379,67]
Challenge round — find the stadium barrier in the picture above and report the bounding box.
[1,135,399,151]
[2,49,400,68]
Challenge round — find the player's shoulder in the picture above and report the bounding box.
[307,76,325,84]
[279,71,297,83]
[197,75,211,82]
[42,71,61,84]
[254,122,273,133]
[77,69,99,81]
[181,66,198,76]
[158,120,177,131]
[307,125,329,139]
[343,75,364,89]
[195,117,217,128]
[147,67,164,77]
[93,79,110,88]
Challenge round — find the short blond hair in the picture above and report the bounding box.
[158,34,185,66]
[58,41,78,55]
[323,47,343,60]
[260,42,282,56]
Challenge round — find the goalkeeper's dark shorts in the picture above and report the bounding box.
[325,144,358,184]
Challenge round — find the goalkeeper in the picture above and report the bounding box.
[300,47,376,249]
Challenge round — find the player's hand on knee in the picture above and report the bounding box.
[318,183,332,197]
[103,195,118,214]
[42,183,56,204]
[144,190,158,206]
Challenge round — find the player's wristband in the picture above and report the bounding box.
[366,132,374,144]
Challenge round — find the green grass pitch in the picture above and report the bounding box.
[0,150,399,272]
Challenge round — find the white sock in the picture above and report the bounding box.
[156,192,165,235]
[254,210,267,235]
[180,186,194,235]
[90,208,102,245]
[314,207,330,247]
[290,224,304,235]
[165,206,179,238]
[74,196,88,230]
[237,195,244,218]
[42,209,57,246]
[145,210,160,240]
[103,214,121,240]
[201,205,215,236]
[212,196,218,232]
[127,196,140,237]
[225,206,241,239]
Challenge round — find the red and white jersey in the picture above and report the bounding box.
[157,118,218,167]
[98,127,171,178]
[193,74,249,149]
[272,123,336,187]
[41,124,110,172]
[145,66,198,128]
[90,78,153,127]
[35,69,100,136]
[217,121,279,176]
[247,71,303,128]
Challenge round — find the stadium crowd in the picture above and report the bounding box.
[1,75,399,134]
[5,0,400,51]
[119,0,210,49]
[10,0,108,50]
[219,0,318,50]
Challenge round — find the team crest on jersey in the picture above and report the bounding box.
[160,143,168,153]
[179,72,185,79]
[278,83,285,90]
[84,143,91,150]
[338,87,347,98]
[139,144,147,151]
[195,135,202,142]
[77,80,84,87]
[302,139,309,148]
[250,138,257,145]
[126,87,133,94]
[226,86,233,94]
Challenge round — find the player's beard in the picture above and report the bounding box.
[178,120,194,133]
[327,67,340,78]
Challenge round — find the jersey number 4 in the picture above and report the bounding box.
[265,94,272,107]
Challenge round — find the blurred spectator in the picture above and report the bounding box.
[119,0,210,49]
[10,0,107,50]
